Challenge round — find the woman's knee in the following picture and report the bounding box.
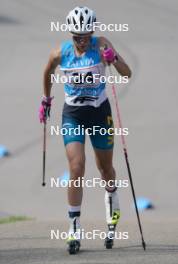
[69,157,85,179]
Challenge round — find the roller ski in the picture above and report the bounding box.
[67,217,81,254]
[105,211,120,249]
[67,238,80,254]
[104,187,120,249]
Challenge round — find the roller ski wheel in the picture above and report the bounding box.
[105,236,114,249]
[67,239,80,255]
[104,223,116,249]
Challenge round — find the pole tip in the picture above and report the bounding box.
[142,241,146,251]
[42,182,46,187]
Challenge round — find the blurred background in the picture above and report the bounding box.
[0,0,178,233]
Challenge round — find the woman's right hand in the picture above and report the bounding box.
[39,96,54,123]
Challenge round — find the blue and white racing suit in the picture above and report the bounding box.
[60,36,114,149]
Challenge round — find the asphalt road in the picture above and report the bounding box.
[0,0,178,263]
[0,218,178,264]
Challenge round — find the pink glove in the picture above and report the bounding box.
[39,96,54,123]
[102,47,116,63]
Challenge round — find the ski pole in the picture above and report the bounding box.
[42,122,46,186]
[108,64,146,250]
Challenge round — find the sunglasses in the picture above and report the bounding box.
[73,35,91,44]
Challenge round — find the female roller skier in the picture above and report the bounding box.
[39,6,131,254]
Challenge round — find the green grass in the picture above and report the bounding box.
[0,215,32,224]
